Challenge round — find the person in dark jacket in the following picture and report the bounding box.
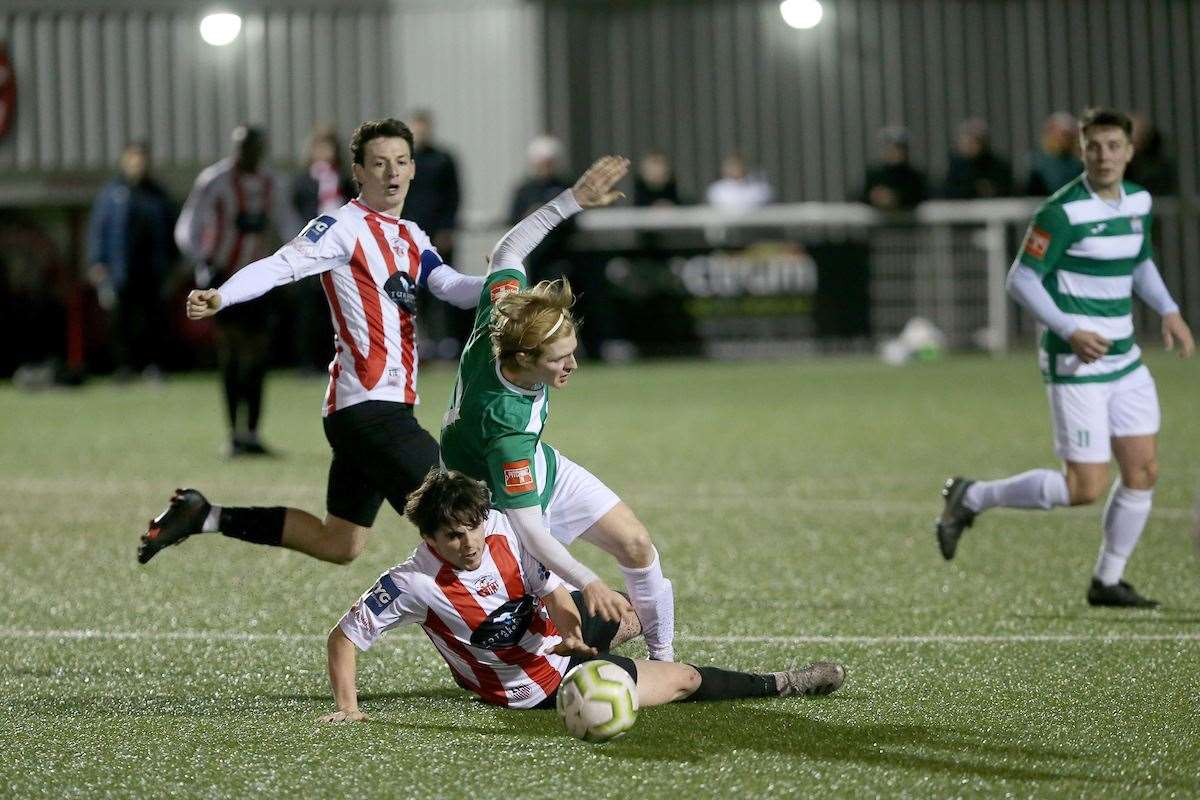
[941,118,1014,199]
[405,110,466,356]
[1127,114,1177,196]
[861,127,929,211]
[86,141,178,379]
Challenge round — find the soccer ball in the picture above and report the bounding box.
[556,660,639,742]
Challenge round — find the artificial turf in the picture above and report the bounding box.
[1,352,1197,798]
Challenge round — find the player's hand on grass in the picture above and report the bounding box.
[1162,312,1195,359]
[318,709,368,724]
[1068,329,1110,363]
[186,289,222,320]
[571,156,630,208]
[581,580,632,623]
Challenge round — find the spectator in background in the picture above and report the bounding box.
[509,135,571,224]
[941,118,1014,199]
[405,110,466,356]
[86,141,178,381]
[176,125,301,456]
[706,152,772,210]
[861,127,928,211]
[291,125,355,373]
[634,151,683,206]
[1026,112,1082,196]
[1127,113,1177,196]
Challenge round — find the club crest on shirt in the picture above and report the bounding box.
[1023,225,1051,259]
[490,279,520,304]
[1131,217,1143,233]
[389,236,408,261]
[474,574,501,597]
[502,460,534,494]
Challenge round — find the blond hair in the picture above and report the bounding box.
[490,278,578,367]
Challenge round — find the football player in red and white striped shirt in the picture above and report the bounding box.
[175,125,303,456]
[321,469,847,718]
[139,119,485,568]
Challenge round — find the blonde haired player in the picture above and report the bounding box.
[440,156,678,661]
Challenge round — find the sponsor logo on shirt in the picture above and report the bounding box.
[503,460,534,494]
[302,215,337,242]
[475,574,501,597]
[470,595,536,650]
[364,573,403,615]
[1023,225,1051,259]
[1088,222,1107,235]
[384,270,418,315]
[490,279,520,304]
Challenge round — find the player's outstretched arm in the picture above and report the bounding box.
[570,155,629,208]
[319,627,368,723]
[487,155,630,275]
[185,289,221,320]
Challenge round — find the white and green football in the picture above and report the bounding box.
[556,660,639,742]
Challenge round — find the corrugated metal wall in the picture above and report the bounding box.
[396,0,544,223]
[544,0,1200,203]
[0,0,541,221]
[0,2,395,173]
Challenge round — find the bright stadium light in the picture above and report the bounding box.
[200,12,242,46]
[780,0,824,30]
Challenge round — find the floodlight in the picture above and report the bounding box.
[200,13,242,46]
[780,0,823,30]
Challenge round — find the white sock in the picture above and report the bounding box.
[202,505,222,533]
[1094,481,1153,585]
[619,548,675,661]
[963,469,1069,513]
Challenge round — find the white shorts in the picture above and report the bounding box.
[544,449,621,545]
[1047,365,1160,463]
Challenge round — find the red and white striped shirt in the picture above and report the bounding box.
[213,199,484,415]
[338,510,569,709]
[175,158,300,283]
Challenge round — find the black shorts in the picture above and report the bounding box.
[533,591,638,709]
[322,400,440,527]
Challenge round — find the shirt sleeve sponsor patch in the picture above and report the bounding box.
[490,278,520,304]
[1023,225,1051,259]
[502,459,535,494]
[301,215,338,243]
[364,573,404,615]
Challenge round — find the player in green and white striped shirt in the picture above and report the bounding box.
[937,108,1194,607]
[441,157,677,660]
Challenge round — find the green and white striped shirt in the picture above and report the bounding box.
[1017,175,1153,383]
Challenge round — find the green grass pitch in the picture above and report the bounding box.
[2,352,1197,798]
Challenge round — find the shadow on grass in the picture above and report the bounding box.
[1017,610,1200,626]
[596,703,1191,791]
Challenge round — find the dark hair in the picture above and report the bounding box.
[404,468,491,539]
[349,118,414,166]
[1079,108,1133,138]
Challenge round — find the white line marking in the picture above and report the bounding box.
[1,628,1197,645]
[3,478,1197,519]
